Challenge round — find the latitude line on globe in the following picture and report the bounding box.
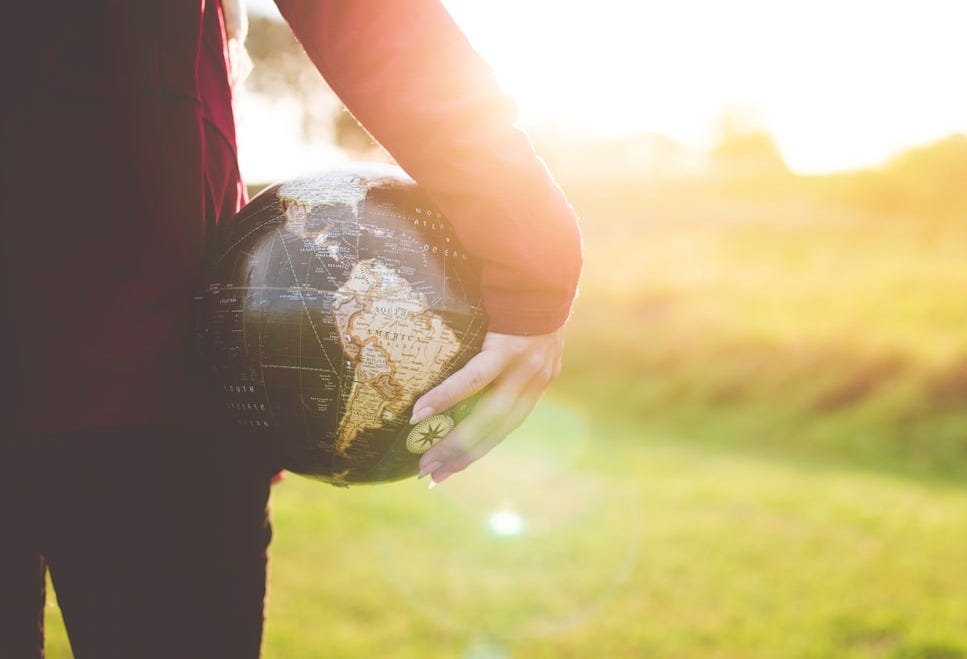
[300,228,340,289]
[217,285,318,292]
[451,313,487,381]
[440,212,448,320]
[214,216,282,266]
[299,233,317,446]
[276,227,339,374]
[260,364,331,372]
[334,212,365,457]
[297,248,308,447]
[257,313,267,394]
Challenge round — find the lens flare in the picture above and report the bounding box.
[367,399,641,641]
[487,510,525,537]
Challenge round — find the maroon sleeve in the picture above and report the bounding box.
[273,0,582,335]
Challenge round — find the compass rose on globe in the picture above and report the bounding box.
[405,414,456,454]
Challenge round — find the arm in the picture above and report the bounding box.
[274,0,582,482]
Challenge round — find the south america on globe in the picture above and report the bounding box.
[192,164,488,485]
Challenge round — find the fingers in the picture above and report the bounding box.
[418,371,544,485]
[410,349,508,424]
[413,328,567,485]
[429,388,543,484]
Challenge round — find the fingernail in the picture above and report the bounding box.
[428,472,452,489]
[418,461,443,479]
[410,406,434,425]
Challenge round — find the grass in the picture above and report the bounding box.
[560,173,967,479]
[261,406,967,659]
[44,153,967,657]
[43,403,967,658]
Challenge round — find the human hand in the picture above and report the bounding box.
[412,327,566,486]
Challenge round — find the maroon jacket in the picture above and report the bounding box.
[0,0,582,435]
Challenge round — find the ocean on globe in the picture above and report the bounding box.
[192,163,488,485]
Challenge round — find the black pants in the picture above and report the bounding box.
[0,425,277,659]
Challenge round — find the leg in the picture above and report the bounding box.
[0,441,46,659]
[40,426,275,659]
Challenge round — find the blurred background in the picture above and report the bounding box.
[48,1,967,657]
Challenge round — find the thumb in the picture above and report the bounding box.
[410,349,507,423]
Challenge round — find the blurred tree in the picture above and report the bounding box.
[246,15,378,154]
[333,108,380,154]
[880,134,967,216]
[710,110,789,178]
[823,134,967,220]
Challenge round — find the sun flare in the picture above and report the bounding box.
[442,0,967,173]
[243,0,967,175]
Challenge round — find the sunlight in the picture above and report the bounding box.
[442,0,967,173]
[244,0,967,174]
[487,509,526,537]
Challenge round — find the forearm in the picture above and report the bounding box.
[274,0,582,334]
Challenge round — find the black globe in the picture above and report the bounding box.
[192,164,487,485]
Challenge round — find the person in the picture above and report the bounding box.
[0,1,582,657]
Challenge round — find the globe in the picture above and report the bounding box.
[192,163,488,485]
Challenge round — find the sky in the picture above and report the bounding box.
[244,0,967,175]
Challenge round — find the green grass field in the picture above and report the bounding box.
[44,157,967,657]
[43,413,967,658]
